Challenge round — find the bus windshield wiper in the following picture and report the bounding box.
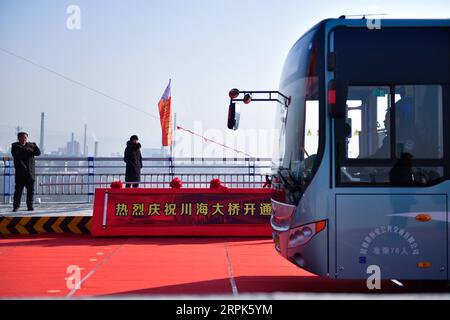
[277,167,301,191]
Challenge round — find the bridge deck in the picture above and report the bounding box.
[0,203,93,217]
[0,235,448,299]
[1,202,449,298]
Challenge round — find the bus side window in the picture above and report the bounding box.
[345,86,391,160]
[338,85,445,186]
[395,85,444,159]
[304,100,319,158]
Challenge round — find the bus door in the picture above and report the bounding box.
[331,27,449,279]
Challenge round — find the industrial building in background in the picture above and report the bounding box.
[39,112,45,155]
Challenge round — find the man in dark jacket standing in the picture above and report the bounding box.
[124,135,143,188]
[11,132,41,211]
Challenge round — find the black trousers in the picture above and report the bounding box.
[125,183,139,188]
[13,177,35,209]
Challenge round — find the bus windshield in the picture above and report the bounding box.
[334,26,449,186]
[272,28,321,204]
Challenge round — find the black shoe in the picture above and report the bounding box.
[27,207,34,211]
[12,208,19,212]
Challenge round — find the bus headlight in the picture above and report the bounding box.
[271,199,296,232]
[288,220,327,249]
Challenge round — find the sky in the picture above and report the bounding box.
[0,0,449,157]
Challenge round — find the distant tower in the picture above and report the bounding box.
[40,112,45,154]
[71,132,75,155]
[94,141,99,157]
[15,125,22,137]
[83,124,88,156]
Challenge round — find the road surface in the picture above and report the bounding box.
[0,235,448,299]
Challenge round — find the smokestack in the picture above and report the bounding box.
[71,132,75,155]
[39,112,45,154]
[15,125,22,137]
[83,124,87,156]
[94,141,99,157]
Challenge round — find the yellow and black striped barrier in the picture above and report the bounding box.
[0,216,92,235]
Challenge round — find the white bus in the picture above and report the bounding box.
[229,17,450,281]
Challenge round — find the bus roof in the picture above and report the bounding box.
[321,17,450,31]
[289,18,449,53]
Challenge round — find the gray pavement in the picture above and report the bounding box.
[0,203,93,217]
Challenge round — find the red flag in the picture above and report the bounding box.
[158,80,172,147]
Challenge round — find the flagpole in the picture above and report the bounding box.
[170,112,176,159]
[169,77,174,160]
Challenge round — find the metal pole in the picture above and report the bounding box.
[7,157,12,205]
[172,112,177,159]
[8,158,12,205]
[88,157,95,203]
[2,157,9,204]
[102,191,109,229]
[169,112,176,176]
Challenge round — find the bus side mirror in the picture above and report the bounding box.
[227,102,240,130]
[328,79,348,118]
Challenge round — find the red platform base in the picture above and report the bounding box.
[91,188,283,237]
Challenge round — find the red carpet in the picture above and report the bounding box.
[0,235,446,298]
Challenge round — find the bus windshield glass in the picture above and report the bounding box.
[334,26,449,186]
[272,28,321,204]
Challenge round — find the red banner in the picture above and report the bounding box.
[91,188,284,236]
[158,80,172,147]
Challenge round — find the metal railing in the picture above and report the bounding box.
[1,157,272,204]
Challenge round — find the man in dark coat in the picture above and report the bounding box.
[124,135,143,188]
[11,132,41,211]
